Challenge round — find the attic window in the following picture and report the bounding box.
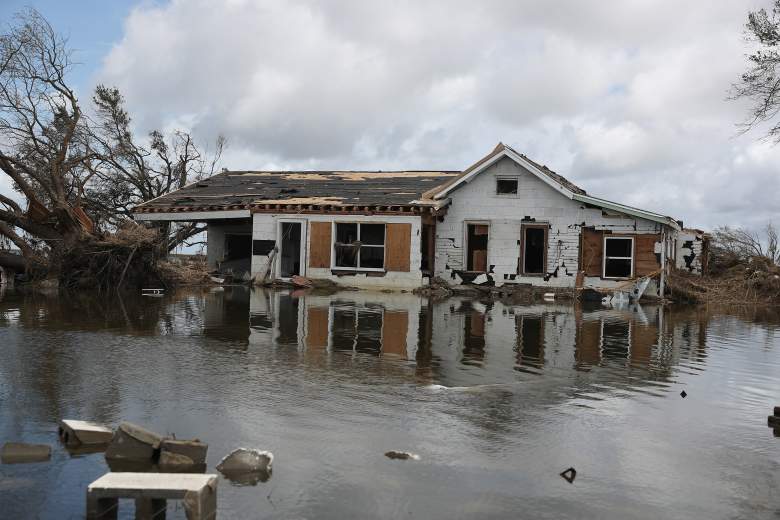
[496,178,518,195]
[603,237,633,279]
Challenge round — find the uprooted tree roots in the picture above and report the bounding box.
[58,226,165,292]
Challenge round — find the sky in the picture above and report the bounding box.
[1,0,778,231]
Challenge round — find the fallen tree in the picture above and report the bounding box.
[0,9,222,289]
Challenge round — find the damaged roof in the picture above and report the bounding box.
[134,170,460,213]
[131,143,678,229]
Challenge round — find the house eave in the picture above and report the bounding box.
[573,194,681,230]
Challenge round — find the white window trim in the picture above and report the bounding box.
[463,221,490,272]
[331,222,387,272]
[495,176,520,196]
[602,236,634,279]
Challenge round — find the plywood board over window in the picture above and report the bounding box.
[580,227,604,276]
[309,222,332,268]
[385,223,412,272]
[634,234,662,276]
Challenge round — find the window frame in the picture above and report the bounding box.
[495,176,519,196]
[331,222,387,272]
[602,236,634,279]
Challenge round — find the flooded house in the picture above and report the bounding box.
[133,143,705,294]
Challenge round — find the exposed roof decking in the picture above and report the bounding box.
[134,170,459,214]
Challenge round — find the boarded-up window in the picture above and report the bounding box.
[634,234,662,276]
[309,222,332,268]
[580,228,603,276]
[385,223,412,272]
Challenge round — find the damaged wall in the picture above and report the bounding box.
[434,156,667,291]
[675,229,708,275]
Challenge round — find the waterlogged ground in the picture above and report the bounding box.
[1,286,780,519]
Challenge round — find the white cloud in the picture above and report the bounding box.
[97,0,780,230]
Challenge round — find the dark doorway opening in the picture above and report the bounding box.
[421,223,435,274]
[225,234,252,261]
[522,225,547,275]
[466,223,489,272]
[280,222,302,278]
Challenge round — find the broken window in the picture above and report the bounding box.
[334,223,385,270]
[496,178,518,195]
[466,223,489,272]
[522,225,547,275]
[603,236,633,278]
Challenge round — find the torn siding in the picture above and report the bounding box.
[434,156,668,292]
[675,229,709,275]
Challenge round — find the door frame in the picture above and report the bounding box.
[520,223,548,276]
[276,219,307,279]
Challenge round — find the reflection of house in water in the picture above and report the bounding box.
[249,290,421,360]
[244,288,709,392]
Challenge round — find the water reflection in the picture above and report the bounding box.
[3,288,780,519]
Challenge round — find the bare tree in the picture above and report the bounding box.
[732,1,780,140]
[711,223,780,266]
[0,9,95,269]
[86,85,224,251]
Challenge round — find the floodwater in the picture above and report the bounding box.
[1,286,780,519]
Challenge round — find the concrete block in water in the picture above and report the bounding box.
[59,419,113,447]
[160,439,208,465]
[1,442,51,464]
[86,471,217,520]
[217,448,274,483]
[104,421,163,462]
[159,450,197,471]
[216,448,273,473]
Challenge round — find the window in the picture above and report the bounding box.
[334,223,385,270]
[603,237,633,278]
[496,178,518,195]
[522,225,547,275]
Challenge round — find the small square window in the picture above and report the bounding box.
[496,178,518,195]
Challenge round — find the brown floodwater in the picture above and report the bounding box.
[1,285,780,519]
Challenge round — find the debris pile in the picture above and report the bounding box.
[668,259,780,305]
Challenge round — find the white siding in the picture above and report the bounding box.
[434,156,667,290]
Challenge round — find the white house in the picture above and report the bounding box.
[133,143,704,294]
